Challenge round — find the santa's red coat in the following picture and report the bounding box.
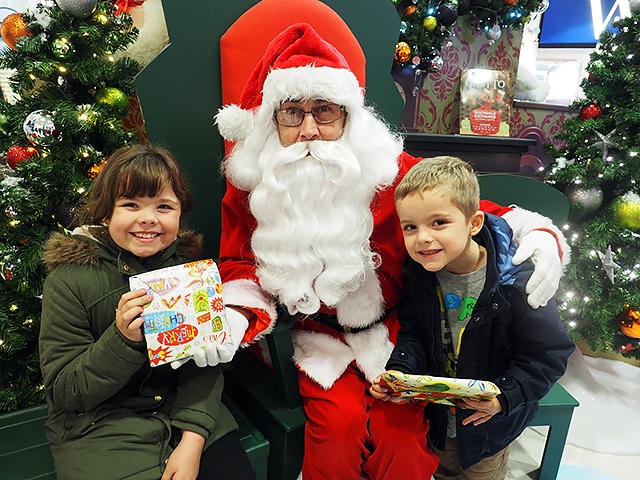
[218,151,564,388]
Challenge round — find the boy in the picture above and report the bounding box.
[370,156,575,480]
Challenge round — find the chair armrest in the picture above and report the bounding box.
[266,306,303,409]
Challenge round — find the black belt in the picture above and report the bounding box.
[276,304,391,334]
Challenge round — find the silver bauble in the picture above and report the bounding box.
[486,24,502,43]
[565,184,604,218]
[428,55,444,73]
[55,0,98,18]
[631,0,640,15]
[23,110,58,146]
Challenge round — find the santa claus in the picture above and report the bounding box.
[201,23,568,480]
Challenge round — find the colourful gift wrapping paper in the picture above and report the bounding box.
[129,259,228,367]
[382,372,501,406]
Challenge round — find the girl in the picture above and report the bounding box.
[39,144,256,480]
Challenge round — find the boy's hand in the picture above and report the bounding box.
[370,370,409,402]
[161,430,204,480]
[369,373,392,401]
[116,289,152,342]
[457,396,503,426]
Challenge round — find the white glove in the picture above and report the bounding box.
[171,307,249,369]
[512,230,561,309]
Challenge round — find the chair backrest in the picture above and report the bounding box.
[478,173,570,226]
[220,0,367,108]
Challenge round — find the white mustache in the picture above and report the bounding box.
[261,140,362,193]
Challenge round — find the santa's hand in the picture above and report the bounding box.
[171,307,249,369]
[170,350,207,369]
[202,307,249,366]
[512,229,561,308]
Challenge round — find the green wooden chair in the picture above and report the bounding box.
[0,398,269,480]
[477,173,570,227]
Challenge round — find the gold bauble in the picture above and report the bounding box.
[394,42,412,64]
[618,305,640,339]
[88,158,108,179]
[1,13,32,50]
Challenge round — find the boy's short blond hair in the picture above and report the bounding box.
[395,156,480,219]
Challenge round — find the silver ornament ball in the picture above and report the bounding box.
[55,0,98,18]
[486,24,502,43]
[23,110,58,146]
[565,184,604,218]
[632,0,640,15]
[428,55,444,73]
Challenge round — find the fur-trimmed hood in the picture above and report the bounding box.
[42,228,203,272]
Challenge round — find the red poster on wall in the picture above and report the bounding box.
[459,69,511,137]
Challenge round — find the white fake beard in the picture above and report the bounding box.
[246,138,384,315]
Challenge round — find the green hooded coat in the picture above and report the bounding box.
[39,229,237,480]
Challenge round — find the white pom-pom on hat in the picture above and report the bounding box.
[214,104,255,142]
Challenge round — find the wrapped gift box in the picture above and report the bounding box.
[382,372,501,406]
[129,259,228,367]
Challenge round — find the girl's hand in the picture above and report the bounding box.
[161,430,204,480]
[458,396,503,426]
[115,289,152,342]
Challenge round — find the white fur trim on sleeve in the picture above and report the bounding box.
[502,208,571,269]
[222,278,278,340]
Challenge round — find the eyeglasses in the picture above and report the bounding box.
[274,103,345,127]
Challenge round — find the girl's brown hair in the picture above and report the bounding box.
[78,144,193,226]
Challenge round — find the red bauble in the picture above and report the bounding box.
[579,102,602,120]
[503,0,518,5]
[6,145,38,169]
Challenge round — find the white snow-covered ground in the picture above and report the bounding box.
[508,347,640,480]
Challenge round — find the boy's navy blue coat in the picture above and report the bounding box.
[385,214,575,470]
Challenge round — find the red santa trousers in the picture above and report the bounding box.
[298,362,439,480]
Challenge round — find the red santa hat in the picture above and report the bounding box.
[215,23,364,142]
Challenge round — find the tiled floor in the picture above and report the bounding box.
[508,349,640,480]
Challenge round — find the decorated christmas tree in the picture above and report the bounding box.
[544,7,640,361]
[391,0,548,73]
[0,0,139,412]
